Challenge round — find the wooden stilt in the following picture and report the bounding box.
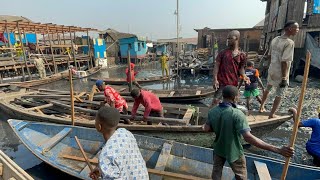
[69,28,77,69]
[17,21,32,80]
[47,25,58,74]
[127,49,132,92]
[87,30,93,68]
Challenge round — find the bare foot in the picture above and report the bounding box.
[259,107,266,113]
[268,114,279,119]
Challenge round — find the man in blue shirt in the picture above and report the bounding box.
[290,108,320,166]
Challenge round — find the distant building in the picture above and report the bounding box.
[259,0,320,74]
[119,36,147,61]
[156,37,197,56]
[194,21,264,54]
[99,28,136,59]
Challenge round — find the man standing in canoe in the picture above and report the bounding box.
[130,88,163,125]
[212,30,250,107]
[90,106,149,180]
[259,20,299,118]
[203,85,294,179]
[126,62,142,89]
[96,80,130,124]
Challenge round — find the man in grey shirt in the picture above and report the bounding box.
[259,20,299,119]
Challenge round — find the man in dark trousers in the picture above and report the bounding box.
[203,85,294,179]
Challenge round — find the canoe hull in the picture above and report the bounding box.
[0,100,289,145]
[8,119,320,180]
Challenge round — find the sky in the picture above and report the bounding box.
[1,0,266,40]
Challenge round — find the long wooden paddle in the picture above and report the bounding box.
[75,136,97,180]
[281,51,311,179]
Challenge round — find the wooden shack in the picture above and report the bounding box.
[260,0,320,73]
[194,21,264,55]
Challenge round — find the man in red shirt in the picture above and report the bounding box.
[126,63,142,89]
[130,89,163,125]
[96,80,130,124]
[212,30,250,107]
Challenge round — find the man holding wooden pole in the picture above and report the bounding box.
[259,20,300,119]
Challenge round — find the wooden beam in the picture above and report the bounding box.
[148,169,210,180]
[183,108,194,125]
[254,161,272,180]
[61,154,98,164]
[26,103,53,111]
[39,127,72,153]
[150,142,173,180]
[168,91,175,97]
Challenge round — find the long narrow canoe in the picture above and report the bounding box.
[119,88,216,102]
[8,119,320,180]
[9,70,69,87]
[0,150,34,180]
[91,76,169,85]
[0,90,293,147]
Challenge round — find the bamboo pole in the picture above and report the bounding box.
[281,51,311,180]
[17,21,32,80]
[47,25,58,74]
[127,48,132,92]
[69,69,75,126]
[74,136,97,180]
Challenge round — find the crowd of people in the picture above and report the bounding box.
[79,20,320,180]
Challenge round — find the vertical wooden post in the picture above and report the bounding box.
[87,30,93,68]
[17,21,32,80]
[62,30,70,68]
[69,28,77,69]
[176,0,179,77]
[127,48,132,92]
[47,26,58,74]
[69,69,75,126]
[281,51,311,180]
[4,21,14,58]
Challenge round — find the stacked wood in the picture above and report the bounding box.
[195,48,209,61]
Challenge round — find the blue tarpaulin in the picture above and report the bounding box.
[314,0,320,14]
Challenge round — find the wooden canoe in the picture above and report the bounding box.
[0,150,34,180]
[119,88,216,102]
[0,90,293,147]
[90,76,169,85]
[8,119,320,180]
[64,66,102,80]
[9,70,69,87]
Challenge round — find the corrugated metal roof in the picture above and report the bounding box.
[0,15,33,22]
[99,28,136,41]
[157,37,197,45]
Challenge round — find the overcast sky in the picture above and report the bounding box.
[1,0,266,40]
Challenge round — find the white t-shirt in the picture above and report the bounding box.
[267,36,295,86]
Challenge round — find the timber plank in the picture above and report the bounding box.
[168,91,175,97]
[150,142,173,180]
[254,161,272,180]
[183,108,194,125]
[26,103,53,111]
[39,128,72,153]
